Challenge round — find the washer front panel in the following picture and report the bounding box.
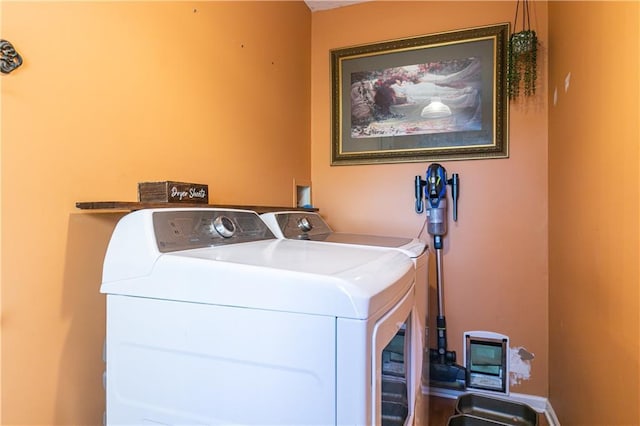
[106,295,337,425]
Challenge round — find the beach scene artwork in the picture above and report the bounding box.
[350,58,483,139]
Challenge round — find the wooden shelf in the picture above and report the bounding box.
[75,201,318,214]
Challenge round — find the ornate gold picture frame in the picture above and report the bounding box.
[331,23,509,165]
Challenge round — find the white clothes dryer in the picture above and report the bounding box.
[260,211,430,419]
[101,208,421,426]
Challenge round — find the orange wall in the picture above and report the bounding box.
[548,2,639,424]
[5,1,636,424]
[0,2,310,424]
[311,1,549,396]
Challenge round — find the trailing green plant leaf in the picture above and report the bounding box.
[508,30,538,99]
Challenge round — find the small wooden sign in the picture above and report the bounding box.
[138,181,209,204]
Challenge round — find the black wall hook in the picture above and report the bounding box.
[0,40,23,74]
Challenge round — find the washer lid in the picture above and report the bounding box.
[312,232,426,257]
[261,211,427,257]
[101,238,414,319]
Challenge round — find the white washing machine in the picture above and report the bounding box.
[260,211,430,420]
[101,208,420,425]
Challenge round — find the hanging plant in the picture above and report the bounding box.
[508,0,538,99]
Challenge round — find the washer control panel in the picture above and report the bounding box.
[274,212,332,240]
[153,209,275,252]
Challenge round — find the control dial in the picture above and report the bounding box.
[213,215,236,238]
[297,217,313,232]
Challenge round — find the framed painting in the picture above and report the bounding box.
[331,23,509,165]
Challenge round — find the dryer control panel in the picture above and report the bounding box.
[153,209,275,252]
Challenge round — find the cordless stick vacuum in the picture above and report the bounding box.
[415,163,466,390]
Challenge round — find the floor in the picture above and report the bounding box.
[426,395,457,425]
[425,395,550,426]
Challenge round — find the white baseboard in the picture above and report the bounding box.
[424,385,560,426]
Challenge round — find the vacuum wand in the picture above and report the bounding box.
[434,242,446,362]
